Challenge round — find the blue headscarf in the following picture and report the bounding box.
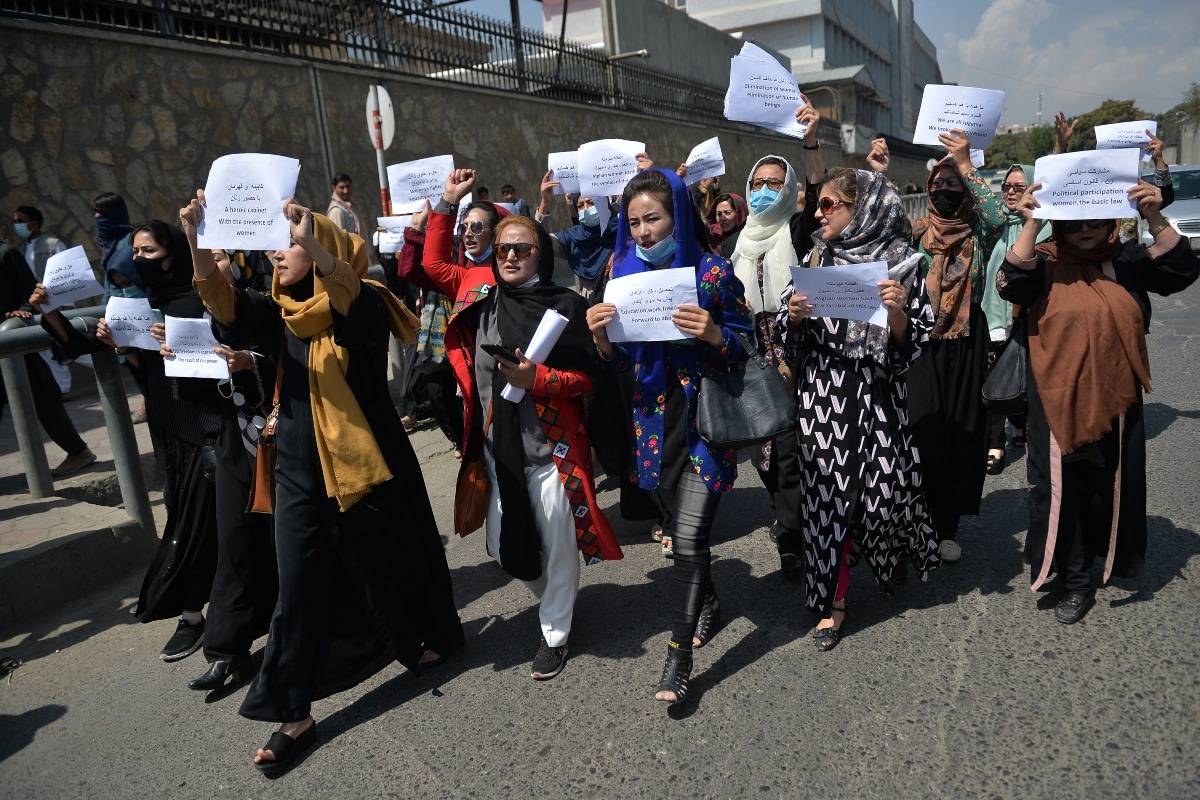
[105,246,146,298]
[611,168,710,416]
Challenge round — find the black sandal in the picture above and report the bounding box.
[813,606,848,652]
[1011,430,1027,448]
[693,587,721,648]
[254,722,317,777]
[655,642,693,705]
[986,451,1005,475]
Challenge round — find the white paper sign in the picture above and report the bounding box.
[376,215,412,254]
[164,315,229,380]
[40,246,103,312]
[970,149,986,169]
[196,153,300,251]
[1095,121,1157,162]
[104,297,159,351]
[547,151,580,195]
[913,85,1006,149]
[577,139,646,197]
[684,137,725,185]
[724,42,809,139]
[604,267,699,343]
[1031,149,1140,220]
[387,155,454,214]
[789,262,888,327]
[501,309,570,403]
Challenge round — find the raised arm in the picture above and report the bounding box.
[421,169,475,297]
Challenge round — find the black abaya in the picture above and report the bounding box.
[209,279,464,723]
[905,301,989,541]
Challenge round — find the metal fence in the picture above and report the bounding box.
[2,0,733,126]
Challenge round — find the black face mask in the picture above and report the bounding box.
[133,255,169,284]
[930,190,964,218]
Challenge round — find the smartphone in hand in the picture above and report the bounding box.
[481,343,521,365]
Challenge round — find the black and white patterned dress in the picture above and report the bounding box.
[778,252,941,616]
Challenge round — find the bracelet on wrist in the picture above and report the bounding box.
[1150,219,1172,238]
[802,143,820,151]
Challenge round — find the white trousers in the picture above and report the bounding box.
[483,448,580,648]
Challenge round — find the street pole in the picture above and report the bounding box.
[368,85,391,216]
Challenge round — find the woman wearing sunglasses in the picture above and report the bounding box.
[904,128,1006,564]
[587,168,753,705]
[422,168,622,682]
[780,168,940,650]
[729,100,825,580]
[981,165,1051,473]
[999,181,1198,624]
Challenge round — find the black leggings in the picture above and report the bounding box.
[661,470,722,647]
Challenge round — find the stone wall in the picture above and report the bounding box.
[1,19,855,261]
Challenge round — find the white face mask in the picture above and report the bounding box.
[580,206,600,226]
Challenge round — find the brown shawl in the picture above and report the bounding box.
[1027,222,1151,454]
[912,157,976,339]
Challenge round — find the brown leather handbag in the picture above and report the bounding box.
[246,345,283,515]
[452,401,493,537]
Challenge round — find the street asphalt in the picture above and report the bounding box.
[1,280,1198,799]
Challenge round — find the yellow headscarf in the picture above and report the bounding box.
[272,213,419,510]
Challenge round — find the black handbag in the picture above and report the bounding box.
[697,330,797,450]
[982,317,1027,416]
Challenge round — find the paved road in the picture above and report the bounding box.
[2,282,1199,799]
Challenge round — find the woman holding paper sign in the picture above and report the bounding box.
[781,167,940,650]
[422,169,622,683]
[36,221,222,661]
[905,128,1005,564]
[184,194,463,775]
[587,168,753,705]
[982,165,1049,472]
[729,100,825,578]
[998,181,1198,624]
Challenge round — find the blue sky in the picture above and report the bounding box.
[454,0,1199,126]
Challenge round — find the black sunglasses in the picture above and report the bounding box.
[1058,219,1110,234]
[497,242,537,259]
[456,220,486,236]
[1001,183,1027,194]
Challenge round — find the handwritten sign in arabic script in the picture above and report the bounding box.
[1031,149,1140,220]
[913,85,1006,150]
[196,153,300,251]
[789,262,889,327]
[604,267,699,343]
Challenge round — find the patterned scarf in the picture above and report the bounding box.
[911,157,975,339]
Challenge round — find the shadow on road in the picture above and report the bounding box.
[1108,515,1200,605]
[0,704,67,763]
[1143,402,1200,441]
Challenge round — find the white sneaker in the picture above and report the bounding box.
[940,539,962,563]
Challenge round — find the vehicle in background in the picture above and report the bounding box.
[1140,165,1200,251]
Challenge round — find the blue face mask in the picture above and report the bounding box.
[465,245,493,263]
[579,206,600,227]
[749,187,780,215]
[118,285,147,299]
[636,234,676,266]
[13,222,31,240]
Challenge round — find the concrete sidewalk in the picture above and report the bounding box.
[0,363,164,627]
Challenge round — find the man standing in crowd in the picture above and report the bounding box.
[326,172,365,236]
[13,205,73,399]
[0,240,95,476]
[500,184,530,217]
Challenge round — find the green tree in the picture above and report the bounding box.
[985,130,1024,168]
[1019,125,1056,163]
[1067,99,1149,150]
[1158,82,1200,124]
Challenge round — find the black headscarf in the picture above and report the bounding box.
[137,222,206,319]
[486,218,598,581]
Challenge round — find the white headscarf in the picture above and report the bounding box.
[732,155,800,314]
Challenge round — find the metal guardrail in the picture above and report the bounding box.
[901,192,928,221]
[1,0,733,127]
[0,311,156,539]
